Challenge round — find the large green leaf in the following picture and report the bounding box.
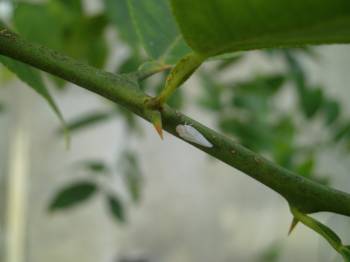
[171,0,350,58]
[127,0,190,63]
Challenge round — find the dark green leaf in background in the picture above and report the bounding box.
[60,110,114,134]
[323,100,340,126]
[119,151,143,203]
[106,195,125,223]
[300,87,324,119]
[78,160,110,175]
[49,181,97,211]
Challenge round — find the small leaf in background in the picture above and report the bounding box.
[296,155,314,178]
[235,74,285,98]
[117,54,143,74]
[104,0,139,50]
[323,100,340,126]
[300,87,324,119]
[258,242,283,262]
[0,103,5,113]
[197,73,222,112]
[106,195,125,223]
[78,160,110,175]
[116,106,140,133]
[63,14,108,68]
[0,56,68,144]
[119,151,143,203]
[213,53,243,71]
[59,110,114,134]
[14,1,108,69]
[127,0,190,64]
[334,122,350,142]
[284,51,306,92]
[48,181,97,211]
[13,2,65,50]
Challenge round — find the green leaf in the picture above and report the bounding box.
[14,2,108,68]
[296,156,315,178]
[334,122,350,142]
[59,0,83,15]
[78,160,110,174]
[323,100,340,125]
[59,110,114,134]
[106,195,125,223]
[259,242,283,262]
[171,0,350,58]
[0,56,68,144]
[104,0,139,49]
[301,88,324,119]
[340,246,350,261]
[13,2,65,50]
[197,73,222,111]
[127,0,190,63]
[117,54,143,74]
[291,208,346,259]
[49,181,97,211]
[119,151,143,203]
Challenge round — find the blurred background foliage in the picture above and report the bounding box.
[1,0,350,261]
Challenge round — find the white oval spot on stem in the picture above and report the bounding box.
[176,124,213,148]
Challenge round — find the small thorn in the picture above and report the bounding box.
[153,121,163,139]
[288,217,299,236]
[147,110,163,140]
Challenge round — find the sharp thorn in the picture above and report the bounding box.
[288,217,299,236]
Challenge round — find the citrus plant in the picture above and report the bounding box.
[1,0,350,260]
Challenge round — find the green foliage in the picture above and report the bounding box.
[258,242,283,262]
[291,208,350,261]
[127,0,190,63]
[118,151,143,203]
[13,1,108,69]
[106,195,126,223]
[104,0,139,50]
[2,0,350,260]
[49,181,97,211]
[78,160,111,175]
[170,0,350,57]
[0,56,68,143]
[61,110,114,134]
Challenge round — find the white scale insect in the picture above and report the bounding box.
[176,124,213,148]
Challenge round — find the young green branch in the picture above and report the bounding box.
[1,28,350,216]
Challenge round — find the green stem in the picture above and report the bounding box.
[155,52,204,106]
[1,28,350,216]
[290,207,350,261]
